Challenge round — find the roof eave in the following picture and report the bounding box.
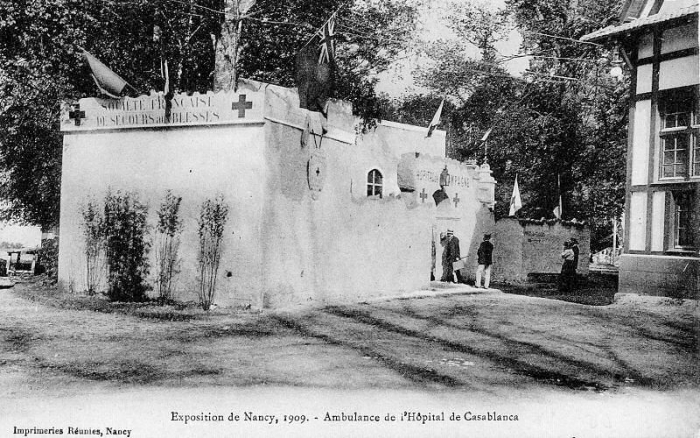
[580,27,637,43]
[580,6,698,43]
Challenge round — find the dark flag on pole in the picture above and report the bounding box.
[81,49,130,98]
[317,15,336,64]
[295,14,337,114]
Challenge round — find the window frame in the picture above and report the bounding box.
[693,131,700,177]
[658,88,700,181]
[665,190,696,252]
[366,168,383,198]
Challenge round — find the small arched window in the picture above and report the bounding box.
[367,169,383,198]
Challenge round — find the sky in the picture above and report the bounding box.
[0,223,41,248]
[375,0,529,97]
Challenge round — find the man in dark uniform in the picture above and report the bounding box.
[441,229,462,283]
[476,233,494,288]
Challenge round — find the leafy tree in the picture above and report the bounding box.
[0,241,25,249]
[507,0,628,242]
[399,0,629,248]
[443,1,512,62]
[379,93,453,128]
[237,0,420,123]
[410,1,541,215]
[0,0,420,229]
[0,0,90,228]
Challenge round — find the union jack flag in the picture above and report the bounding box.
[317,15,336,64]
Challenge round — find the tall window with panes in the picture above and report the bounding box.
[660,90,699,179]
[672,191,693,249]
[366,169,383,198]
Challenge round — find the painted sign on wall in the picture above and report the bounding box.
[415,168,471,188]
[61,91,264,131]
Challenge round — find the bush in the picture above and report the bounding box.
[102,190,151,302]
[81,198,104,295]
[197,195,228,311]
[36,238,59,279]
[155,190,183,304]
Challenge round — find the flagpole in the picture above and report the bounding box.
[557,174,562,219]
[480,127,492,164]
[446,114,451,154]
[612,216,618,265]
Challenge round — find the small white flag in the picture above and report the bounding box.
[481,126,493,142]
[553,195,563,219]
[427,99,444,137]
[509,176,522,216]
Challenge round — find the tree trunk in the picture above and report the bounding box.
[214,0,241,92]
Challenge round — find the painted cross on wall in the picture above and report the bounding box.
[68,105,86,126]
[232,94,253,118]
[420,188,428,203]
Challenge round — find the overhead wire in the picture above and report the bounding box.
[164,0,231,17]
[502,53,601,63]
[89,0,609,88]
[520,30,603,47]
[418,62,579,86]
[424,53,582,82]
[339,10,605,84]
[93,0,608,52]
[335,24,416,47]
[333,30,591,85]
[340,11,415,34]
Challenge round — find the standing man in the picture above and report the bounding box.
[475,233,494,289]
[440,231,450,282]
[441,229,461,283]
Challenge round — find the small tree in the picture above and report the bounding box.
[197,195,229,311]
[102,190,151,302]
[155,190,183,304]
[80,199,104,295]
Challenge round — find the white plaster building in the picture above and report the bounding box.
[59,80,496,308]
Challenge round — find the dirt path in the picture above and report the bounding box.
[1,283,698,397]
[1,283,699,437]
